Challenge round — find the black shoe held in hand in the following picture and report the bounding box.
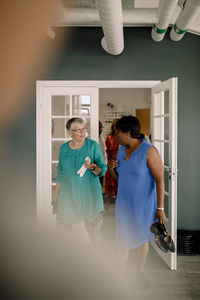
[150,222,175,253]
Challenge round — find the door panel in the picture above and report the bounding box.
[151,78,178,270]
[37,85,98,224]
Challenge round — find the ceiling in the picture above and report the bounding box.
[54,0,200,35]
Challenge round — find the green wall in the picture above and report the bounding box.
[5,27,200,229]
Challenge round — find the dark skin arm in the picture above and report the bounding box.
[107,159,118,180]
[147,146,166,224]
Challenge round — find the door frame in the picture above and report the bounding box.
[36,80,160,219]
[36,80,160,218]
[36,80,177,269]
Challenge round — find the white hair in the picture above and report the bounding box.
[66,118,85,130]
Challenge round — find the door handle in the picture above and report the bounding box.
[164,167,179,175]
[164,167,171,173]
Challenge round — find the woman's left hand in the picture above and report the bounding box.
[154,210,167,224]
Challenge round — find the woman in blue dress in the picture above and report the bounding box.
[108,116,166,274]
[53,118,107,241]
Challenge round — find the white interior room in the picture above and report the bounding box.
[99,88,151,137]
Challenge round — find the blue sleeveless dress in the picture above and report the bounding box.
[115,140,157,249]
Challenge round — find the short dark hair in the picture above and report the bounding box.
[115,115,141,138]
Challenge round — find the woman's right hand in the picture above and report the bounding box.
[154,210,166,224]
[107,159,118,169]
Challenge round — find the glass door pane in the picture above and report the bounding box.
[72,95,91,116]
[164,193,169,219]
[52,118,65,138]
[50,93,93,209]
[52,163,58,185]
[52,95,65,116]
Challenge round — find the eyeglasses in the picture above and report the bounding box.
[71,128,87,133]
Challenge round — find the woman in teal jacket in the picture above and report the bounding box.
[54,118,107,241]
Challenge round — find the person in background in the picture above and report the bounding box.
[108,115,166,284]
[104,119,120,208]
[53,117,107,242]
[99,120,107,186]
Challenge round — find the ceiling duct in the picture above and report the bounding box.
[170,0,200,41]
[96,0,124,55]
[54,7,158,26]
[151,0,179,41]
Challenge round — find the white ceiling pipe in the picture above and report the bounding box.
[54,8,159,26]
[152,0,179,41]
[170,0,200,41]
[96,0,124,55]
[123,8,159,25]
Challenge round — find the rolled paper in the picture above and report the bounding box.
[77,157,91,177]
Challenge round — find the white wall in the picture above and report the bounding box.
[99,88,151,136]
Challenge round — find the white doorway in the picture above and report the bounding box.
[36,79,177,270]
[99,88,151,138]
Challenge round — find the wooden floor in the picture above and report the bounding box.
[101,204,200,300]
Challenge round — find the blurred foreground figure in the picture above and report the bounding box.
[0,3,135,299]
[0,0,65,132]
[0,224,136,300]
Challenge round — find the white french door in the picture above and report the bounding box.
[36,83,98,224]
[151,78,178,270]
[36,80,178,270]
